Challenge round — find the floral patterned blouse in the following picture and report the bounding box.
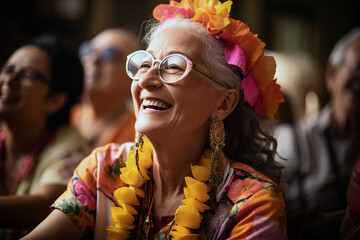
[53,143,287,239]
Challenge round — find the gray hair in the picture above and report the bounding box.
[329,27,360,68]
[143,18,241,91]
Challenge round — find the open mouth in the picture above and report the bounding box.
[0,89,20,104]
[142,99,171,111]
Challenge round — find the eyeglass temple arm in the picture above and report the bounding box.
[193,64,228,88]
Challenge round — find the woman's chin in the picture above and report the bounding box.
[135,120,164,138]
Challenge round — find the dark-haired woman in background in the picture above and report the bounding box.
[0,36,91,239]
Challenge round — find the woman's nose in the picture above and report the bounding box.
[138,64,163,89]
[82,51,101,66]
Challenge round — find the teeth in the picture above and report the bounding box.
[142,99,170,109]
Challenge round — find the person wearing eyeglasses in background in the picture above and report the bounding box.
[71,28,140,147]
[0,35,91,239]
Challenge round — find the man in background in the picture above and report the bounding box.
[275,28,360,239]
[72,29,140,147]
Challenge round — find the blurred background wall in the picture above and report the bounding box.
[1,0,359,122]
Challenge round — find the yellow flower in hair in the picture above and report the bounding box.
[192,0,232,34]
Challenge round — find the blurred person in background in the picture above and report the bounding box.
[275,28,360,239]
[341,157,360,240]
[0,35,91,239]
[71,28,140,147]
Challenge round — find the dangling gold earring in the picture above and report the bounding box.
[209,117,225,188]
[135,132,146,180]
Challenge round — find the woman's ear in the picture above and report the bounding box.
[45,92,67,114]
[212,89,239,120]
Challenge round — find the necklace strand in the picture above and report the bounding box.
[107,138,224,240]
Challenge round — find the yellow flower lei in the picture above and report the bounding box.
[107,137,219,239]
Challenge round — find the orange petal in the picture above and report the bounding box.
[120,167,145,187]
[114,187,140,206]
[125,151,136,168]
[172,224,192,234]
[185,177,210,202]
[202,149,213,160]
[130,186,145,198]
[119,201,137,215]
[110,207,135,227]
[170,230,199,240]
[182,197,210,212]
[174,205,202,229]
[191,164,210,182]
[106,226,130,240]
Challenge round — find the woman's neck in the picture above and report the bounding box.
[3,119,48,161]
[150,133,206,200]
[148,132,208,218]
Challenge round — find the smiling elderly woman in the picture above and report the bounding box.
[23,1,286,240]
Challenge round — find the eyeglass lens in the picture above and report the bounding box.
[79,42,120,62]
[126,51,189,83]
[0,64,48,83]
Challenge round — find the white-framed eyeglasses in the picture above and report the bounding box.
[126,50,228,87]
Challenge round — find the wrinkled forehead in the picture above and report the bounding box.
[92,30,138,55]
[147,27,204,61]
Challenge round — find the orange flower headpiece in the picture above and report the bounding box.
[153,0,284,119]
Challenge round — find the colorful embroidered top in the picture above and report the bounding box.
[0,126,92,239]
[53,143,287,239]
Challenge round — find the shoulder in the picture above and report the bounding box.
[45,125,91,154]
[225,161,283,206]
[72,142,135,196]
[38,126,92,166]
[296,104,331,134]
[77,141,135,171]
[214,162,286,238]
[230,161,276,184]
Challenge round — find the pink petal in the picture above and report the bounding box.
[241,74,259,106]
[74,178,96,211]
[224,43,247,75]
[253,98,267,118]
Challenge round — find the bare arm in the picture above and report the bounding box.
[21,209,83,240]
[0,184,66,229]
